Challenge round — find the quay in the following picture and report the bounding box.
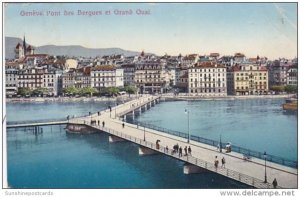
[7,95,298,188]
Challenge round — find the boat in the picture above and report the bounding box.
[282,98,298,111]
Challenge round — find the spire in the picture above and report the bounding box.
[23,35,26,50]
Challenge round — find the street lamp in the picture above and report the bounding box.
[115,101,117,119]
[184,109,190,143]
[143,126,146,141]
[263,151,267,183]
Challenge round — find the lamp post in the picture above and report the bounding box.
[143,126,146,141]
[115,101,117,119]
[219,134,222,153]
[263,151,267,183]
[185,109,190,143]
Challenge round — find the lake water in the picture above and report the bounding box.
[6,98,297,188]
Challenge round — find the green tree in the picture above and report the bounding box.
[285,85,298,93]
[32,87,48,96]
[79,87,98,97]
[270,86,285,92]
[63,87,79,95]
[17,87,32,96]
[106,87,120,96]
[121,85,137,96]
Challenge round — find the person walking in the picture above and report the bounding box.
[122,122,125,128]
[179,146,183,157]
[214,156,219,168]
[102,121,105,127]
[221,157,226,168]
[188,146,192,155]
[272,178,278,188]
[184,146,188,156]
[166,146,169,153]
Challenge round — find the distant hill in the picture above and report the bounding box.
[5,37,23,60]
[5,36,141,59]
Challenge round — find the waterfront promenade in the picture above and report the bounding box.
[67,95,297,189]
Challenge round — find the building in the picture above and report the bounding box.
[65,59,78,71]
[181,54,199,69]
[188,62,227,96]
[62,70,76,89]
[43,70,62,96]
[234,53,246,63]
[268,60,294,87]
[227,64,268,95]
[287,65,298,86]
[121,63,136,86]
[135,61,164,93]
[5,69,19,97]
[18,68,44,89]
[90,65,124,91]
[17,68,61,96]
[15,36,34,60]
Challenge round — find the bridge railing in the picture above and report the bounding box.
[6,118,67,125]
[85,123,275,189]
[130,121,297,169]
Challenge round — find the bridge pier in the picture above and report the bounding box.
[109,135,126,143]
[138,146,158,156]
[132,110,135,120]
[183,163,207,174]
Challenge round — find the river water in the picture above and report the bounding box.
[6,98,297,188]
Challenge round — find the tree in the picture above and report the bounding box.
[79,87,98,97]
[106,87,120,96]
[32,87,48,96]
[17,87,32,96]
[285,85,298,93]
[63,87,79,95]
[122,85,137,95]
[270,86,285,92]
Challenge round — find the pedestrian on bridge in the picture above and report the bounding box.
[272,178,278,188]
[221,157,226,168]
[122,123,125,128]
[179,147,183,157]
[102,121,105,127]
[188,146,192,155]
[214,156,219,168]
[184,146,188,156]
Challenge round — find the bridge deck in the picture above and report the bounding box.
[69,95,298,189]
[7,121,68,128]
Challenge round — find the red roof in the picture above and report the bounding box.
[92,65,115,71]
[193,62,225,68]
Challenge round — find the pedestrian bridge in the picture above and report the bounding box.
[6,118,68,128]
[6,95,298,188]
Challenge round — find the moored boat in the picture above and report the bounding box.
[282,98,298,111]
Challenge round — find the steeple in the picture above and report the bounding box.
[23,35,26,51]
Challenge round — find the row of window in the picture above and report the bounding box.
[190,69,226,73]
[136,79,161,83]
[191,78,225,82]
[190,73,225,77]
[190,89,225,93]
[190,83,225,88]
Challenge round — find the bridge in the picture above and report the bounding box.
[6,95,298,188]
[7,118,68,128]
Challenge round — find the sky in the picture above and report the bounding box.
[4,2,297,59]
